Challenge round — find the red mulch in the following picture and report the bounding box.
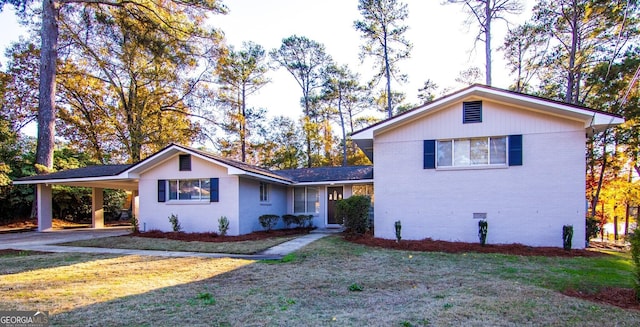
[130,228,312,243]
[563,288,640,311]
[345,234,605,257]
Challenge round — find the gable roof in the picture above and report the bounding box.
[351,84,624,161]
[277,166,373,184]
[353,84,624,140]
[121,143,294,184]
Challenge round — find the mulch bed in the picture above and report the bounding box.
[345,234,605,257]
[131,227,312,243]
[563,288,640,311]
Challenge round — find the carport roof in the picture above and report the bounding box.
[15,164,132,182]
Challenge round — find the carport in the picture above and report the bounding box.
[12,165,138,231]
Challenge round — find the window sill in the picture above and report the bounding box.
[436,165,508,171]
[260,203,272,206]
[166,200,211,205]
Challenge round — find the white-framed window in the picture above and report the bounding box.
[437,136,507,167]
[259,182,269,202]
[293,186,319,214]
[168,179,210,200]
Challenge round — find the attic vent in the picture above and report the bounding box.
[463,101,482,124]
[179,154,191,171]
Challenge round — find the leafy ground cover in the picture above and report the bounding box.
[1,236,639,326]
[59,228,311,254]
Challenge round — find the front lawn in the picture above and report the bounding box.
[59,234,300,254]
[1,236,639,326]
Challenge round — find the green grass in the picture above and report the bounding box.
[1,236,639,326]
[59,234,299,254]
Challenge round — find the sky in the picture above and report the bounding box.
[0,0,533,123]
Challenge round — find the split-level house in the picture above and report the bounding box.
[15,85,623,248]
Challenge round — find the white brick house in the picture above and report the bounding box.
[352,85,623,248]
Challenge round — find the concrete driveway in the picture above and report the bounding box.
[0,228,131,249]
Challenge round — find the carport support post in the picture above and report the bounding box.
[37,184,53,231]
[132,190,139,219]
[92,188,104,228]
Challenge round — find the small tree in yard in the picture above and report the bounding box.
[259,214,280,232]
[628,227,640,301]
[168,214,182,232]
[335,195,371,235]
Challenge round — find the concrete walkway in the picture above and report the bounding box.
[0,228,333,260]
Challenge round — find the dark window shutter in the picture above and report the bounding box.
[210,178,219,202]
[463,101,482,123]
[508,135,523,166]
[179,154,191,171]
[423,140,436,169]
[158,180,166,202]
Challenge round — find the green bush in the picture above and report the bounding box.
[296,214,313,228]
[259,214,280,232]
[168,213,182,232]
[628,227,640,302]
[395,220,402,242]
[218,216,229,236]
[478,220,488,246]
[130,216,139,233]
[562,225,573,250]
[282,214,297,228]
[336,195,371,235]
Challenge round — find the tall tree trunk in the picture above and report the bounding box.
[565,0,579,104]
[36,0,60,174]
[32,0,60,218]
[624,168,633,236]
[484,0,492,86]
[338,89,347,167]
[240,84,247,163]
[383,27,392,118]
[613,205,618,241]
[591,136,607,217]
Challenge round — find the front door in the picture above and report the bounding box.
[327,186,343,225]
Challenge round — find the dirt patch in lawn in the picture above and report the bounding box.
[133,227,312,242]
[563,288,640,311]
[345,234,605,257]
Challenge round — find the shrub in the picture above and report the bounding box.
[218,216,229,236]
[168,213,182,232]
[395,220,402,242]
[586,216,600,244]
[478,220,488,246]
[297,214,313,228]
[336,195,371,235]
[130,216,139,233]
[282,214,297,228]
[259,214,280,232]
[562,225,573,250]
[628,227,640,302]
